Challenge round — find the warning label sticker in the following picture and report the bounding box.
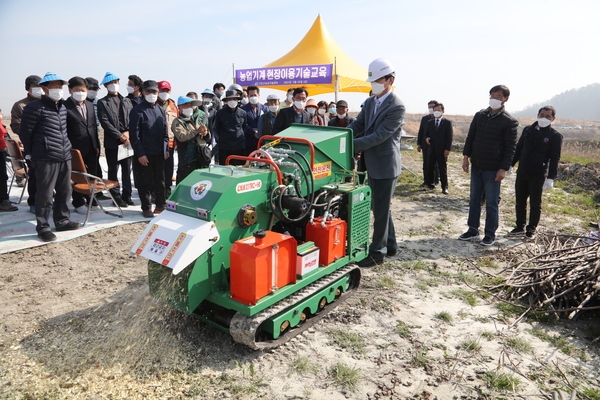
[312,161,332,180]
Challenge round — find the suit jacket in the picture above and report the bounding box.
[272,106,311,134]
[97,94,133,150]
[417,114,433,147]
[425,117,453,154]
[65,97,99,157]
[348,92,405,179]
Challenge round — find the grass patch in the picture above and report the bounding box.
[290,355,319,376]
[529,328,589,361]
[395,320,412,338]
[329,329,367,355]
[459,338,481,353]
[377,275,397,290]
[327,362,361,391]
[496,302,525,318]
[477,256,500,269]
[581,387,600,400]
[505,337,533,354]
[434,311,453,323]
[450,288,477,306]
[401,260,429,271]
[483,371,521,392]
[410,346,431,368]
[480,330,495,340]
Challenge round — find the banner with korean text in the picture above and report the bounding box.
[236,64,333,87]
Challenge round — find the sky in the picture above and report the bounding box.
[1,0,598,120]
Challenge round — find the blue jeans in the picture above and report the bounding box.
[467,166,501,239]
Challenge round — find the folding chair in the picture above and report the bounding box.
[70,148,123,226]
[6,139,28,204]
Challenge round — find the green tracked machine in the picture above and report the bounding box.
[130,124,371,349]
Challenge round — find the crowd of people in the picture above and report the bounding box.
[1,64,563,253]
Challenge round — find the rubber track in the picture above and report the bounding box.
[229,264,361,350]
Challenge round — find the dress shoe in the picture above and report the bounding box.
[442,188,449,195]
[38,231,57,242]
[123,198,135,206]
[115,199,128,208]
[142,209,154,218]
[153,206,166,214]
[96,192,111,200]
[386,249,397,257]
[357,255,384,268]
[56,221,82,232]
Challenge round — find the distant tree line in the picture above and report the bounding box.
[515,83,600,120]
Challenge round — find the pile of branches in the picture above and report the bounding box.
[493,232,600,321]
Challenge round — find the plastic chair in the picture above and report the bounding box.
[70,148,123,226]
[6,139,28,204]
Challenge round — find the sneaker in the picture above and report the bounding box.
[38,231,57,242]
[442,188,449,195]
[0,200,18,212]
[56,221,82,232]
[74,205,88,215]
[458,230,480,241]
[525,230,536,239]
[142,209,154,218]
[508,227,525,236]
[480,236,495,246]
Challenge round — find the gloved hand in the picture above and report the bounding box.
[542,178,554,190]
[507,166,513,175]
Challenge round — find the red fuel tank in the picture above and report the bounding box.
[230,230,297,305]
[305,217,347,266]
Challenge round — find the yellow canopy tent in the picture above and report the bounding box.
[262,15,370,98]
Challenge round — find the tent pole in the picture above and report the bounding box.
[232,63,235,84]
[334,57,338,102]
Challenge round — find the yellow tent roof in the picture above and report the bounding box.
[263,15,370,96]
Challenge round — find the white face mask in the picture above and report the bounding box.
[182,108,194,117]
[287,94,293,102]
[428,108,434,114]
[31,87,44,99]
[241,97,249,105]
[294,100,306,110]
[72,91,87,102]
[318,108,326,115]
[537,118,552,128]
[87,90,97,100]
[159,92,170,101]
[202,98,212,105]
[489,98,503,109]
[47,88,64,101]
[145,93,158,103]
[337,113,347,119]
[307,108,316,115]
[107,83,119,93]
[249,96,259,105]
[371,81,385,96]
[433,111,443,118]
[227,100,238,109]
[126,85,135,94]
[268,105,279,113]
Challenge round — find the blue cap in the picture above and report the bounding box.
[201,88,215,96]
[177,96,202,107]
[101,72,119,86]
[39,72,67,86]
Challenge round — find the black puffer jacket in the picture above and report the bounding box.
[512,123,563,179]
[463,107,518,171]
[19,96,72,162]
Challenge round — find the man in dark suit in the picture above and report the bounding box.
[425,103,453,194]
[65,76,100,214]
[97,72,133,207]
[272,88,311,134]
[348,58,405,268]
[417,100,439,187]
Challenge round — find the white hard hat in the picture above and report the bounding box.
[367,58,395,82]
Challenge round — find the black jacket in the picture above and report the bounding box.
[328,116,355,128]
[97,93,133,150]
[272,106,311,134]
[425,117,453,153]
[19,96,72,162]
[213,106,247,151]
[512,122,562,179]
[417,114,433,147]
[463,107,518,171]
[65,97,99,157]
[129,100,168,157]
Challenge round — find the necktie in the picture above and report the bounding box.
[79,103,86,120]
[374,100,380,116]
[436,119,440,128]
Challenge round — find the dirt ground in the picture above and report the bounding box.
[1,154,599,399]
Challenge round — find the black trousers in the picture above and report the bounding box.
[515,173,545,232]
[133,155,166,211]
[421,143,439,185]
[105,148,132,201]
[427,151,448,189]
